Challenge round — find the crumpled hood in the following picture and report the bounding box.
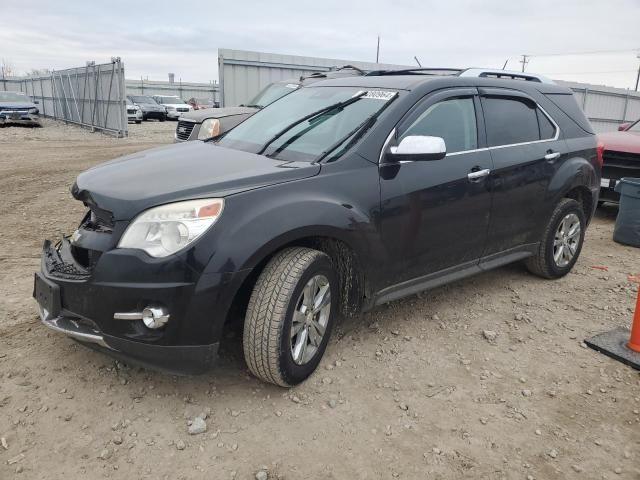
[179,106,257,123]
[598,131,640,155]
[73,141,320,220]
[0,101,37,110]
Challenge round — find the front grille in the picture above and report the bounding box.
[127,109,136,114]
[44,240,91,280]
[176,108,189,112]
[0,107,30,112]
[176,120,195,141]
[602,150,640,180]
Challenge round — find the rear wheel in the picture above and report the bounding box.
[526,198,586,279]
[243,248,337,386]
[159,116,165,122]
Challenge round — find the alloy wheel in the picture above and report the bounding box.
[290,274,331,365]
[553,213,581,267]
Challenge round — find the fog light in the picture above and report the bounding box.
[141,306,170,329]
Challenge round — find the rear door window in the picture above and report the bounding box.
[482,97,539,146]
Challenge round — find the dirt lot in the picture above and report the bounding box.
[1,119,639,480]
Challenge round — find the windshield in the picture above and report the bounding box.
[245,82,299,108]
[157,97,186,104]
[629,120,640,132]
[129,96,156,104]
[218,86,397,162]
[0,91,30,102]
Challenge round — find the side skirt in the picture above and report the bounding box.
[369,243,538,308]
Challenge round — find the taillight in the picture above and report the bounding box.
[596,141,604,168]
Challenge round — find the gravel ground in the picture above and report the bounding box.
[1,120,639,480]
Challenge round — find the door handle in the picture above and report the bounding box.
[544,151,561,162]
[467,168,491,181]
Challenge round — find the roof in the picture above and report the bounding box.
[308,75,428,90]
[307,74,572,95]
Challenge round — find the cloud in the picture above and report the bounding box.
[1,0,639,88]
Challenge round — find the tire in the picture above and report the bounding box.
[243,247,338,386]
[142,114,148,121]
[525,198,586,279]
[159,116,165,122]
[135,120,141,124]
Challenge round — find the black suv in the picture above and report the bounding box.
[34,68,600,386]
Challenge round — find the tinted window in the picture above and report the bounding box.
[483,97,539,146]
[537,109,556,140]
[401,97,477,154]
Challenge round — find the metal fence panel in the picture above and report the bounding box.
[558,80,640,133]
[218,48,411,107]
[1,60,127,137]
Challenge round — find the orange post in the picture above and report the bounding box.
[628,286,640,353]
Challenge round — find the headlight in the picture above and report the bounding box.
[197,118,221,140]
[118,199,224,257]
[166,106,176,111]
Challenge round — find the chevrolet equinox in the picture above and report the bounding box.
[34,68,601,386]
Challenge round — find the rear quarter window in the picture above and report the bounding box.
[544,93,594,135]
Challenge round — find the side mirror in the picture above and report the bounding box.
[386,135,447,162]
[618,122,631,131]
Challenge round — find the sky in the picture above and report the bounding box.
[1,0,639,89]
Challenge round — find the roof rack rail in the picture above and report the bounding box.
[458,68,555,84]
[366,68,463,77]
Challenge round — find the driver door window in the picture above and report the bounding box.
[400,97,478,154]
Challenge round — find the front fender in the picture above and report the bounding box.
[201,158,382,284]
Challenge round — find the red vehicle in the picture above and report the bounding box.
[598,119,640,205]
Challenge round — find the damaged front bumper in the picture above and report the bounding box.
[32,238,232,375]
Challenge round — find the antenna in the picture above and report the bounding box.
[502,59,509,70]
[414,56,422,67]
[376,36,380,64]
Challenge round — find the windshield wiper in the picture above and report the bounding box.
[256,91,367,156]
[316,92,398,162]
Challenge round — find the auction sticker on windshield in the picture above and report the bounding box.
[362,90,397,101]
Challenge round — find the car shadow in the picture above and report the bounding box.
[595,203,618,221]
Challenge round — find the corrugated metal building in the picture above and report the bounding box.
[218,49,640,133]
[218,48,412,107]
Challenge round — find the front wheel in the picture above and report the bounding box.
[526,198,586,279]
[243,248,338,386]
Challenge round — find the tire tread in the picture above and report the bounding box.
[243,247,328,386]
[526,198,583,279]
